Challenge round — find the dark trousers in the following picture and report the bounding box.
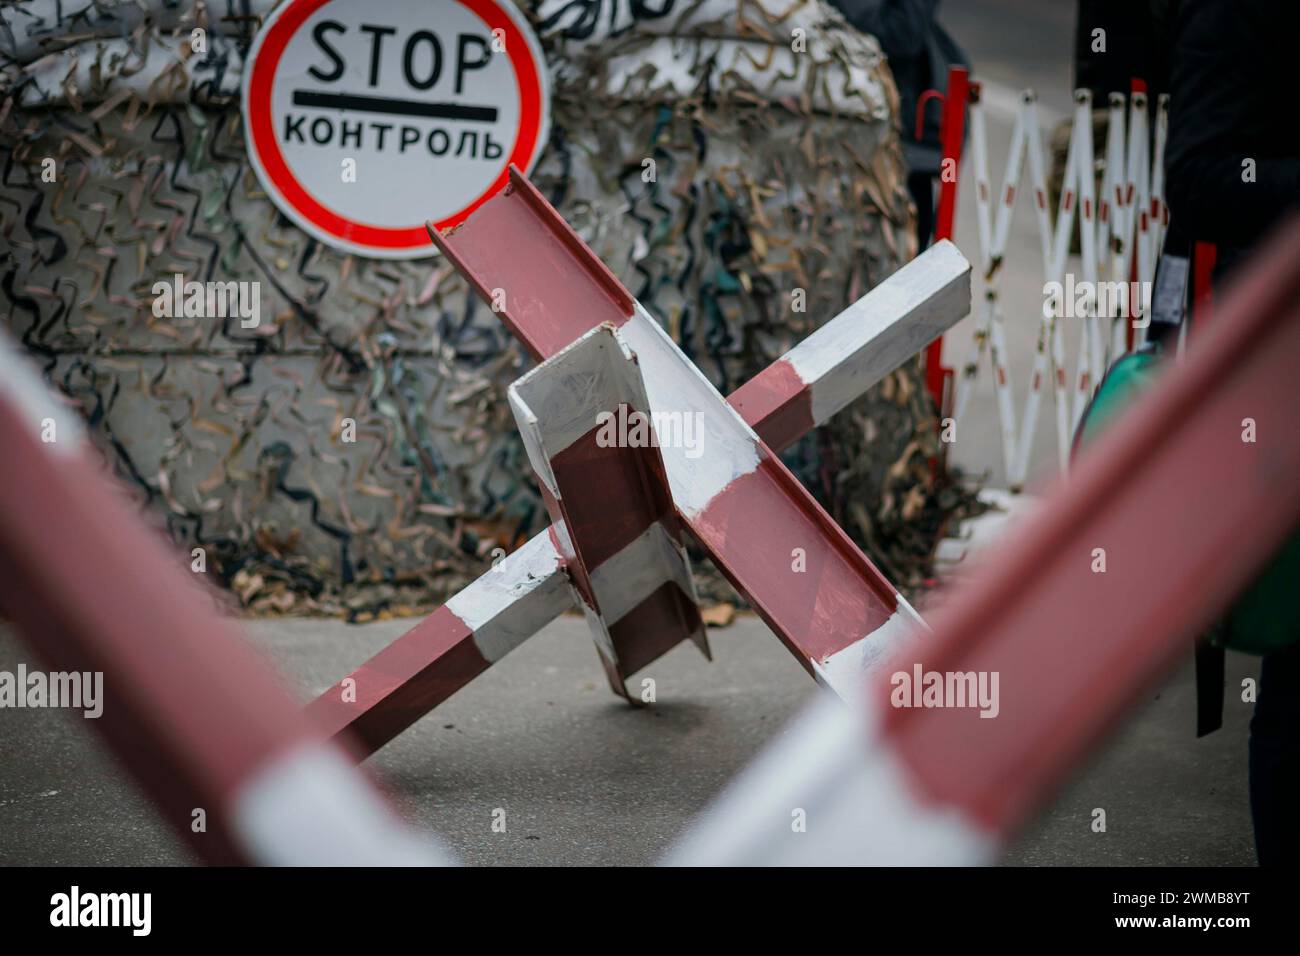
[1249,642,1300,865]
[909,170,936,251]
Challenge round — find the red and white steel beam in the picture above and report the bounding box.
[667,216,1300,864]
[0,331,445,866]
[310,197,967,757]
[508,323,708,698]
[430,167,965,699]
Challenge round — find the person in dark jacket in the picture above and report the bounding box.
[831,0,970,248]
[1162,0,1300,866]
[1164,1,1300,280]
[1074,0,1170,103]
[1052,1,1172,240]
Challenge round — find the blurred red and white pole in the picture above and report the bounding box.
[0,332,445,866]
[668,215,1300,865]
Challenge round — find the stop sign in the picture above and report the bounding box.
[243,0,550,259]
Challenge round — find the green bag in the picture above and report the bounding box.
[1075,348,1300,655]
[1075,349,1162,447]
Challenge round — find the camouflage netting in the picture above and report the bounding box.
[0,0,980,618]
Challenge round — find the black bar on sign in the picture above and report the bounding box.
[291,90,499,124]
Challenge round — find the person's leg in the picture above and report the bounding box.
[1249,642,1300,865]
[908,170,935,251]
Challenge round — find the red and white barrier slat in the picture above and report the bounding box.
[432,167,967,699]
[667,216,1300,864]
[952,85,1035,478]
[1070,90,1103,431]
[1099,91,1131,362]
[952,84,1171,489]
[953,84,1087,490]
[309,235,969,757]
[508,323,708,697]
[0,330,445,866]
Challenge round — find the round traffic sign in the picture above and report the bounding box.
[242,0,550,259]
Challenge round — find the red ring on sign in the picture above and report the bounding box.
[247,0,543,251]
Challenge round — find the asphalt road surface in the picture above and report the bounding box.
[0,614,1258,866]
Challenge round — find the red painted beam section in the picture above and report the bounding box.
[693,458,897,665]
[727,359,814,453]
[429,171,633,360]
